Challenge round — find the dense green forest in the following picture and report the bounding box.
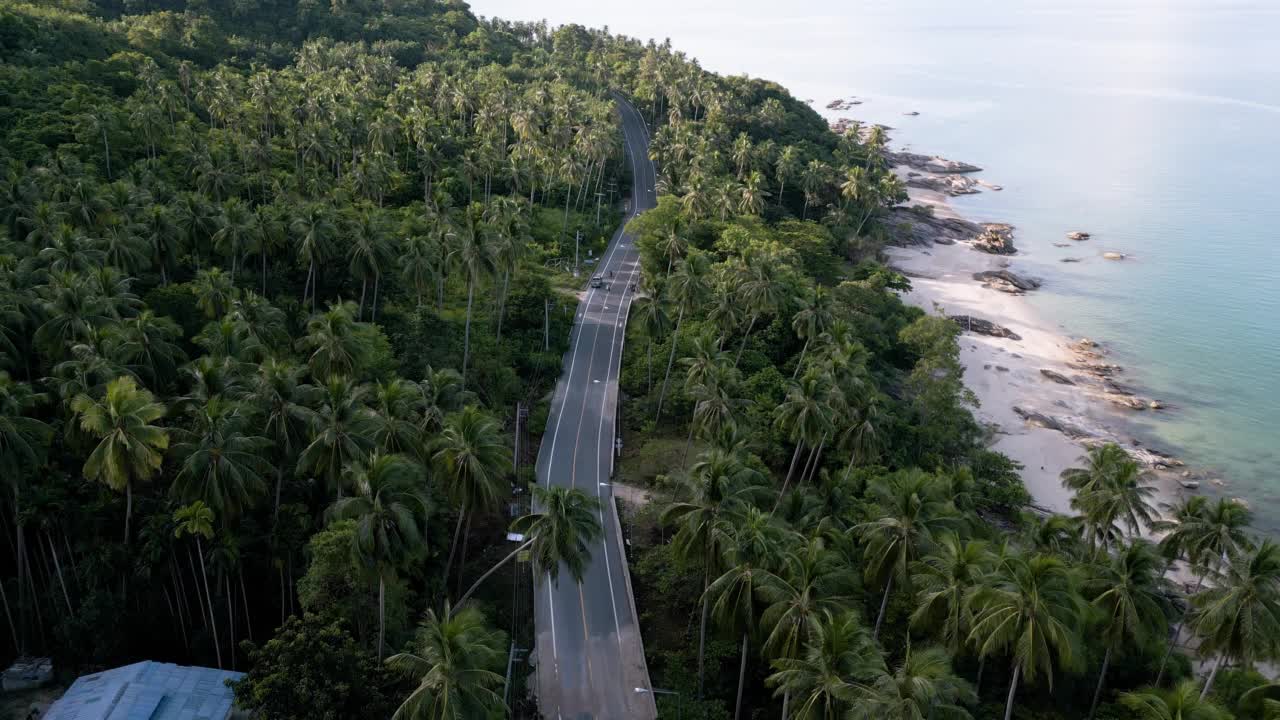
[1,1,1278,719]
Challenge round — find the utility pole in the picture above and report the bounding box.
[574,230,581,277]
[595,190,604,225]
[543,299,550,351]
[608,178,617,208]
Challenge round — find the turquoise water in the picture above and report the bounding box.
[475,0,1280,526]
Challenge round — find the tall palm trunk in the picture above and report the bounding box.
[655,305,685,421]
[873,575,892,641]
[1200,655,1224,700]
[124,480,132,543]
[195,538,222,669]
[792,337,811,378]
[461,274,475,389]
[773,441,805,508]
[1088,647,1112,720]
[46,532,72,614]
[1155,571,1205,686]
[102,127,111,180]
[359,277,368,319]
[442,502,468,594]
[1003,665,1022,720]
[734,313,758,367]
[495,270,511,341]
[453,538,534,616]
[377,574,386,661]
[734,632,749,720]
[0,572,18,653]
[697,564,709,699]
[372,271,381,322]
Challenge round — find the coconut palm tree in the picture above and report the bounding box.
[192,267,237,320]
[1065,444,1157,550]
[249,358,315,520]
[454,484,602,614]
[911,535,993,655]
[773,370,837,501]
[174,501,221,668]
[170,398,272,523]
[630,292,670,395]
[368,378,426,455]
[655,252,709,420]
[291,202,337,311]
[71,375,169,542]
[386,602,507,720]
[347,206,395,321]
[775,145,800,209]
[761,536,856,718]
[296,375,375,501]
[767,610,881,720]
[107,310,187,389]
[433,405,509,593]
[212,198,258,282]
[298,301,364,379]
[664,447,765,697]
[707,506,793,720]
[1188,539,1280,699]
[790,287,834,378]
[450,203,494,389]
[0,374,51,653]
[1118,680,1230,720]
[857,470,959,641]
[848,645,976,720]
[1085,539,1173,719]
[734,249,789,366]
[328,452,430,660]
[968,553,1084,720]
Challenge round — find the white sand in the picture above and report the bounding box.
[885,184,1179,515]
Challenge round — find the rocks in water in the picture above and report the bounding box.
[904,110,920,116]
[1011,406,1091,439]
[1039,369,1076,385]
[1149,400,1163,410]
[826,98,861,111]
[1180,480,1201,490]
[973,269,1039,292]
[972,224,1016,254]
[1109,395,1149,411]
[995,365,1009,372]
[1060,257,1083,263]
[1053,243,1071,247]
[1067,231,1091,241]
[887,151,982,174]
[1103,251,1127,260]
[949,314,1023,341]
[1069,361,1122,377]
[905,173,982,196]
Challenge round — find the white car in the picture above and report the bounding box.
[590,276,604,288]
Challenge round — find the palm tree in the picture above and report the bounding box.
[707,507,792,720]
[768,609,881,720]
[450,203,494,388]
[107,310,187,389]
[655,253,709,421]
[630,293,670,396]
[400,233,441,308]
[296,375,375,500]
[329,452,430,660]
[1064,443,1157,549]
[212,198,258,282]
[291,202,337,311]
[250,358,315,520]
[664,448,765,697]
[911,535,993,655]
[433,406,509,593]
[454,484,602,613]
[0,373,51,654]
[1153,497,1254,685]
[173,501,222,668]
[761,537,856,718]
[775,145,800,209]
[1085,539,1173,719]
[773,370,837,500]
[848,645,976,720]
[71,375,169,542]
[734,250,789,366]
[739,170,770,216]
[369,378,426,455]
[298,301,364,379]
[1188,539,1280,699]
[192,267,237,319]
[1119,680,1230,720]
[170,398,272,523]
[790,287,834,377]
[347,206,394,320]
[857,470,958,641]
[969,553,1084,720]
[386,602,507,720]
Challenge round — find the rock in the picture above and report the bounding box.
[949,314,1023,341]
[883,208,984,247]
[983,364,992,370]
[887,151,982,174]
[1103,252,1126,260]
[995,365,1009,372]
[1060,257,1083,263]
[905,173,983,196]
[1104,379,1138,396]
[904,110,920,116]
[1211,478,1225,487]
[1067,231,1091,241]
[1180,480,1201,490]
[1109,395,1149,411]
[1149,400,1163,410]
[1181,470,1191,478]
[972,270,1040,291]
[1040,369,1075,385]
[971,224,1016,254]
[1053,243,1071,247]
[989,185,1003,191]
[1011,406,1092,439]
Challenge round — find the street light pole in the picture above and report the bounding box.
[574,230,581,278]
[635,687,681,719]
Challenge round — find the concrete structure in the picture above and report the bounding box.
[44,661,242,720]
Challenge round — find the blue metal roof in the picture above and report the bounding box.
[44,661,244,720]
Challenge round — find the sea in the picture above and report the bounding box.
[472,0,1280,530]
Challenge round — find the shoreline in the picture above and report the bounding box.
[880,155,1195,515]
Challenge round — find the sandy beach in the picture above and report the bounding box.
[884,177,1185,515]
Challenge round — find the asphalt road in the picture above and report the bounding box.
[532,95,658,720]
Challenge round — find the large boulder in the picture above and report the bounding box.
[949,315,1022,341]
[884,208,984,247]
[1039,369,1076,385]
[887,150,982,174]
[972,269,1040,292]
[972,224,1016,254]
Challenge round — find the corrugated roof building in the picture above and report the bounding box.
[43,661,243,720]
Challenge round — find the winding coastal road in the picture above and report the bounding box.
[532,96,658,719]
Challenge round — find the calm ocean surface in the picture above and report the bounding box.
[474,0,1280,527]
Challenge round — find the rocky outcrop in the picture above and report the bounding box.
[949,315,1022,341]
[1011,406,1091,439]
[1103,252,1127,260]
[884,208,984,246]
[1060,257,1083,263]
[888,151,982,174]
[1067,231,1091,241]
[973,269,1040,292]
[904,110,920,116]
[905,174,982,196]
[1040,369,1075,385]
[972,224,1016,254]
